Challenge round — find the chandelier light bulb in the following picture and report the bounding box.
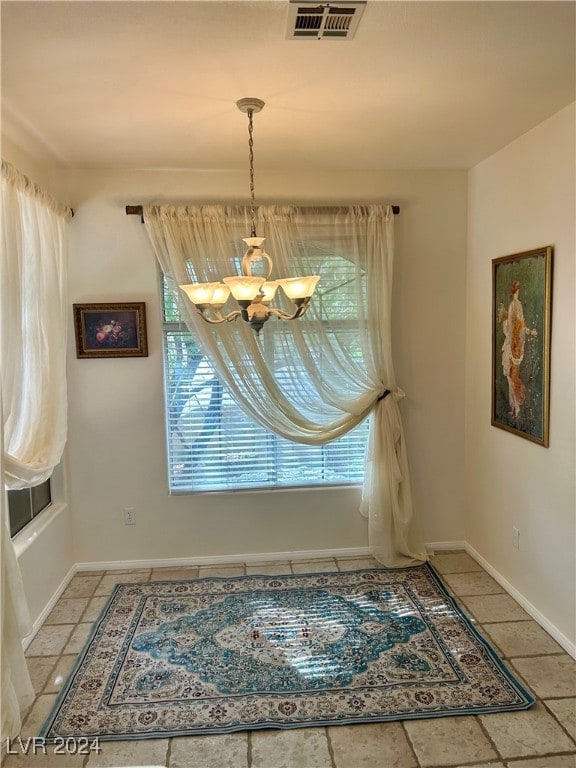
[223,276,266,302]
[279,276,321,300]
[260,281,280,304]
[180,282,219,306]
[210,284,231,306]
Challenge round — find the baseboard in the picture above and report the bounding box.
[465,543,576,659]
[426,540,466,554]
[75,541,469,572]
[75,546,373,572]
[21,563,77,650]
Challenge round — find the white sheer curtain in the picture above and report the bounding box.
[0,161,71,739]
[144,204,427,567]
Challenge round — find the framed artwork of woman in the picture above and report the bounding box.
[492,246,553,446]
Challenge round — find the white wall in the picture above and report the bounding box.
[14,501,74,633]
[56,167,467,565]
[4,103,573,648]
[466,104,575,644]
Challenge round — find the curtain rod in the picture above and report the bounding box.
[1,160,74,219]
[125,204,400,223]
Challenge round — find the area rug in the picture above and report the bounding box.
[39,565,533,741]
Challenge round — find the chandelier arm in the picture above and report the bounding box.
[196,308,242,324]
[267,302,311,321]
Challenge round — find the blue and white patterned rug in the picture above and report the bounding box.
[40,565,533,741]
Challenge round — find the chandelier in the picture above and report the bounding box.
[179,98,319,334]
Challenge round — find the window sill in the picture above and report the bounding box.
[169,483,362,497]
[12,501,68,559]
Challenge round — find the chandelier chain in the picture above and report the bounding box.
[247,108,257,237]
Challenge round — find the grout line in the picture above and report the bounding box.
[165,737,172,768]
[37,656,61,698]
[541,700,576,747]
[324,726,337,768]
[475,712,506,762]
[505,651,567,659]
[426,762,504,768]
[400,719,422,768]
[506,750,576,763]
[247,730,253,768]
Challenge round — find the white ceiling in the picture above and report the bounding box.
[2,1,574,171]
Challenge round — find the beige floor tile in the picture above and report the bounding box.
[480,701,575,758]
[169,733,249,767]
[251,727,333,768]
[505,756,576,767]
[198,566,245,578]
[430,552,482,574]
[459,594,531,623]
[25,656,57,694]
[450,764,505,768]
[483,621,564,658]
[545,698,576,740]
[403,715,498,766]
[442,571,504,596]
[85,737,169,767]
[248,560,291,566]
[60,575,102,598]
[63,622,93,655]
[3,748,85,767]
[291,559,338,574]
[245,563,293,575]
[25,625,74,657]
[336,557,381,571]
[512,655,576,698]
[44,597,90,625]
[81,595,110,622]
[150,567,200,581]
[94,571,151,595]
[19,693,57,738]
[328,722,417,767]
[43,655,77,694]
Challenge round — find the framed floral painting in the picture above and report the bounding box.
[73,302,148,358]
[492,247,553,446]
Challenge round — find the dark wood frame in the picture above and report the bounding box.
[73,302,148,358]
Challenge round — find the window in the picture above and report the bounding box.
[161,244,369,492]
[8,478,52,537]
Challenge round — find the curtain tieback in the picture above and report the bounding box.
[377,387,405,403]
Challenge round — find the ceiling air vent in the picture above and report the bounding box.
[286,1,366,40]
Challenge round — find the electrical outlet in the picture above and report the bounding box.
[512,526,520,549]
[124,507,136,525]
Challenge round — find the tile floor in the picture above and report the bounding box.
[3,551,575,768]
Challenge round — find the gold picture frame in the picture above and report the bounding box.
[73,302,148,358]
[491,247,553,446]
